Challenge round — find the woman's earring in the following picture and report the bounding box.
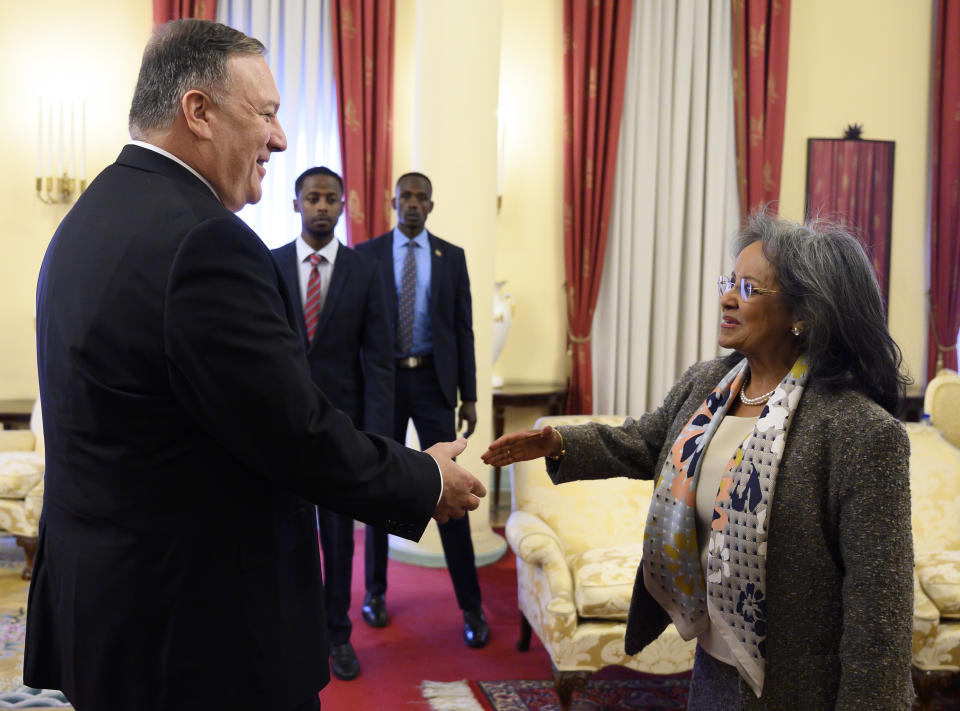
[791,326,801,336]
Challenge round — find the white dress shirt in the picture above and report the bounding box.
[294,235,339,315]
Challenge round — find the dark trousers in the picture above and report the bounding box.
[317,508,354,646]
[364,364,482,612]
[293,693,322,711]
[687,644,741,710]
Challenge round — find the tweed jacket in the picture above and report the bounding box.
[549,357,914,710]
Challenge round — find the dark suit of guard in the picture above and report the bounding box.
[25,145,440,711]
[272,237,393,658]
[356,229,482,615]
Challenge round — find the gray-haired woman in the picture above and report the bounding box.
[483,213,914,710]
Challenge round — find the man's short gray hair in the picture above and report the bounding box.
[128,19,264,136]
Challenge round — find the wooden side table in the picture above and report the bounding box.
[0,399,34,430]
[491,382,567,510]
[899,393,924,423]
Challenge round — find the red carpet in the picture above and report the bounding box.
[318,526,555,710]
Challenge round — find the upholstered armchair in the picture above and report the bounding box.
[0,399,44,579]
[506,414,695,711]
[908,370,960,706]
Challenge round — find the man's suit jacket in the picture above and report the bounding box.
[272,241,393,435]
[26,145,439,711]
[355,230,477,409]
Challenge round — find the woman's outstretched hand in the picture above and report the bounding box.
[481,425,562,467]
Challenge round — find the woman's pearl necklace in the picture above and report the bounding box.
[739,376,776,406]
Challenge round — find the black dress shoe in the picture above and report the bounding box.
[361,592,388,628]
[463,608,490,649]
[330,642,360,681]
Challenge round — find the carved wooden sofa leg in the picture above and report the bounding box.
[912,666,958,710]
[14,535,38,581]
[552,668,590,711]
[517,612,532,651]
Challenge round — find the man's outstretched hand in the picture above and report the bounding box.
[425,438,487,523]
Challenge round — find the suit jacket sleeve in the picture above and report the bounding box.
[545,362,709,484]
[360,260,395,436]
[163,216,438,540]
[454,249,477,402]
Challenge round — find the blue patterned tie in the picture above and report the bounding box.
[397,240,417,354]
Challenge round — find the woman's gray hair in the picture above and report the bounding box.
[732,212,908,414]
[128,20,264,136]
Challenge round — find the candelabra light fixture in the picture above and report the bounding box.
[36,97,86,204]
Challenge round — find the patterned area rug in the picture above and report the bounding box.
[477,677,690,711]
[0,537,71,709]
[421,675,690,711]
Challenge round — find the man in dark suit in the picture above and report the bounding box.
[355,172,489,649]
[25,21,485,711]
[272,166,392,681]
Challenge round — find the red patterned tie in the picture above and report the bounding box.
[304,253,324,342]
[397,241,417,354]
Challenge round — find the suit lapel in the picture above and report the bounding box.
[312,247,351,344]
[277,243,308,347]
[428,232,443,321]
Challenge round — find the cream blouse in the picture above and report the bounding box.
[694,414,758,665]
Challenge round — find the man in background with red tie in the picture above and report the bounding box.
[272,167,393,681]
[356,172,488,648]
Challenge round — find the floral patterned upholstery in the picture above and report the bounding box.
[909,370,960,674]
[506,414,695,675]
[0,400,44,538]
[926,370,960,449]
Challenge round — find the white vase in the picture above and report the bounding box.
[492,280,514,387]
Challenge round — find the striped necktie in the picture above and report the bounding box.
[304,253,324,342]
[397,241,417,354]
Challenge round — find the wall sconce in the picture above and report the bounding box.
[36,97,86,204]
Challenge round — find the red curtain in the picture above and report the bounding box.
[805,139,895,304]
[930,0,960,376]
[562,0,633,415]
[331,0,395,247]
[153,0,216,23]
[732,0,791,216]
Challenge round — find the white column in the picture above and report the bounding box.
[388,0,506,567]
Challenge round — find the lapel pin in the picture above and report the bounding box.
[434,249,442,257]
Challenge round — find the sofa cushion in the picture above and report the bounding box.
[0,452,44,498]
[917,551,960,620]
[0,431,36,452]
[567,543,643,620]
[907,423,960,553]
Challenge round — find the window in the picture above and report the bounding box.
[217,0,343,248]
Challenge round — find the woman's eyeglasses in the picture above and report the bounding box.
[717,276,779,301]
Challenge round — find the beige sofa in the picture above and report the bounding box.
[506,414,695,710]
[910,370,960,706]
[0,399,44,579]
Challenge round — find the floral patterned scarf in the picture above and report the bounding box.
[642,355,810,697]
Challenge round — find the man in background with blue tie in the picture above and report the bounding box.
[273,166,394,681]
[356,172,488,648]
